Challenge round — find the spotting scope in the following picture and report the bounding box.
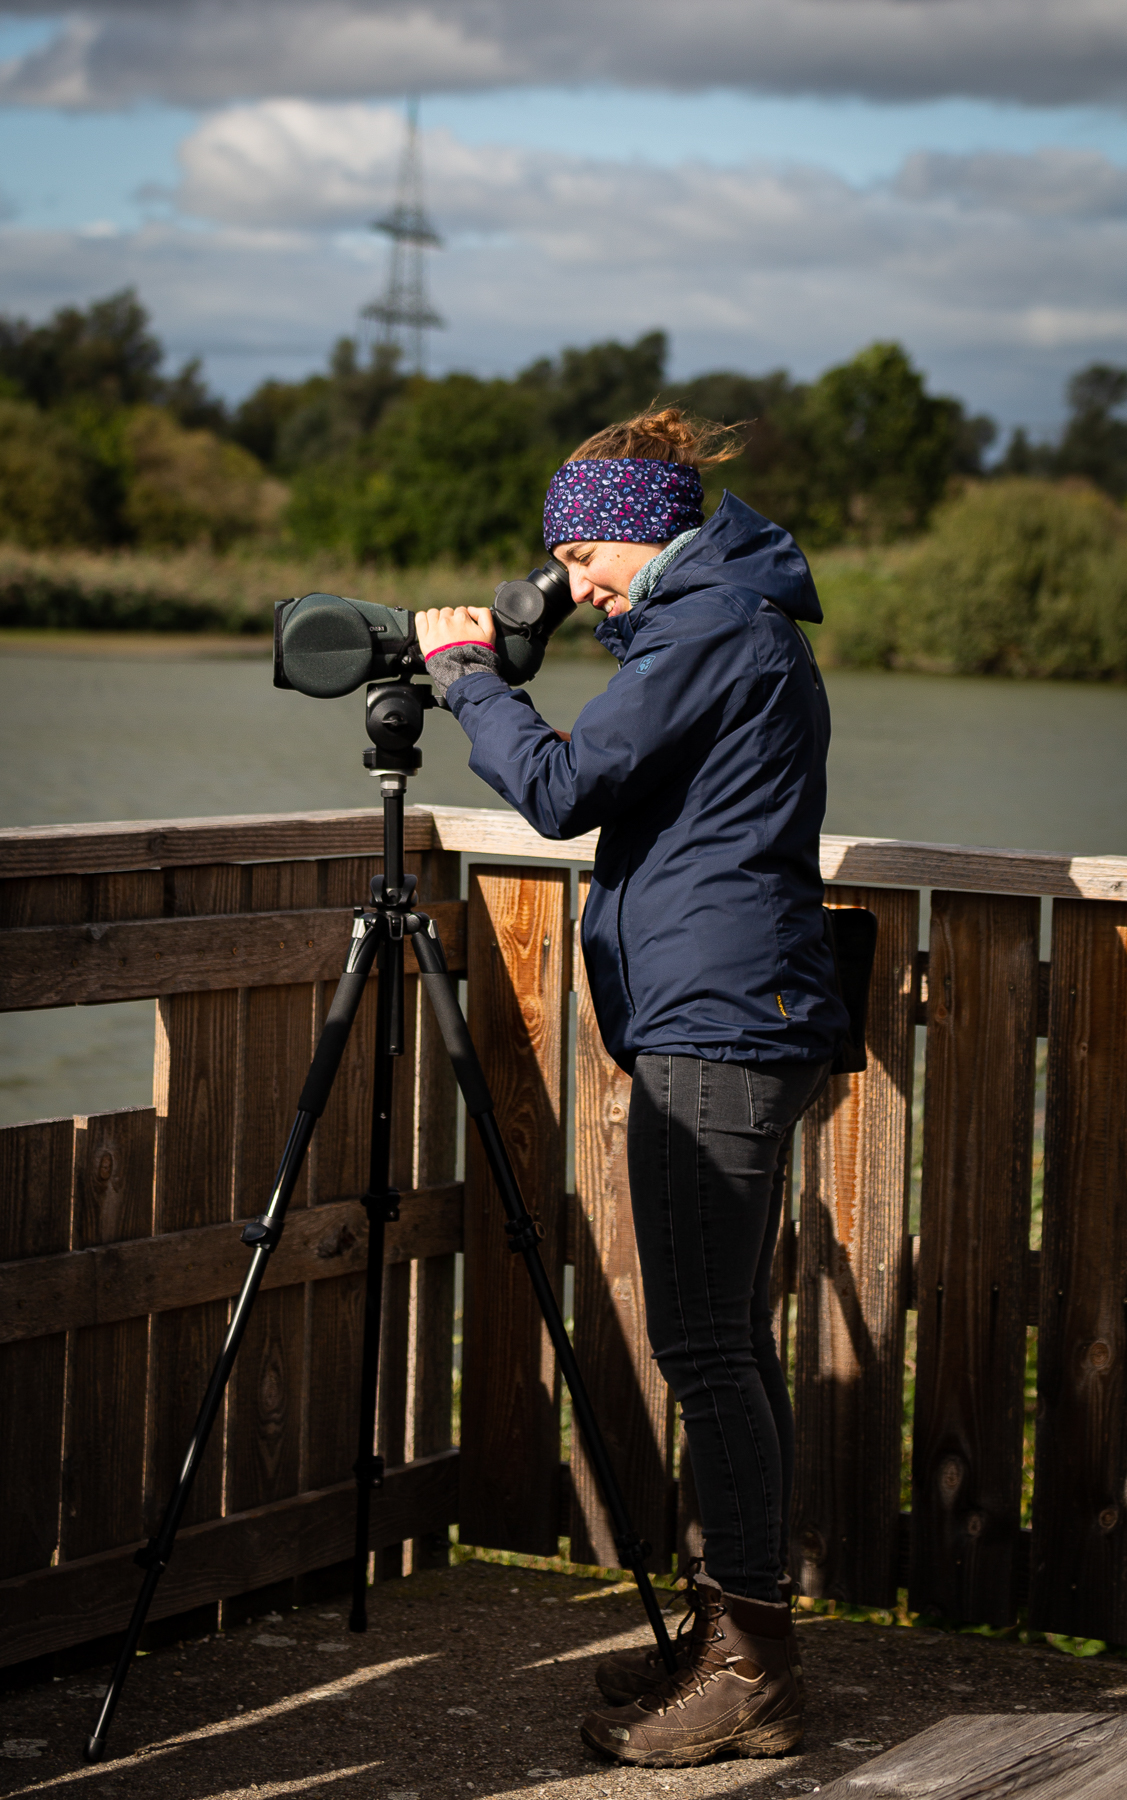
[273,555,575,699]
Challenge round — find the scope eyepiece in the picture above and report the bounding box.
[273,555,575,699]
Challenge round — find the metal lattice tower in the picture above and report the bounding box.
[362,99,443,374]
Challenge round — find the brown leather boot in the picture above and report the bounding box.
[581,1575,802,1767]
[594,1569,802,1707]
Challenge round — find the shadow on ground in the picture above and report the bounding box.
[3,1560,1126,1800]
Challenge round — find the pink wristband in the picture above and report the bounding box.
[423,640,496,658]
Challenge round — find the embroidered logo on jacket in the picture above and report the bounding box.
[635,655,656,673]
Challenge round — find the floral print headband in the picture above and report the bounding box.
[543,458,704,550]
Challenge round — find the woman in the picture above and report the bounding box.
[416,409,847,1767]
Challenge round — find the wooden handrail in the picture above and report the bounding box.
[4,803,1124,900]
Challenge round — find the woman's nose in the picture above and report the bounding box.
[569,568,595,602]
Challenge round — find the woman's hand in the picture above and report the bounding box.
[415,605,496,659]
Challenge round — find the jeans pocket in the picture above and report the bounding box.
[746,1060,832,1137]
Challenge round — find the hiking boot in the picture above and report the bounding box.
[581,1575,802,1768]
[594,1568,801,1707]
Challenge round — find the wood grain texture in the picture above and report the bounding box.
[0,806,434,878]
[792,885,918,1606]
[0,899,467,1012]
[0,1182,462,1344]
[411,848,460,1567]
[815,1712,1127,1799]
[1030,899,1127,1642]
[61,1107,156,1561]
[226,1284,305,1513]
[910,892,1039,1627]
[460,865,569,1555]
[570,872,672,1572]
[0,1449,458,1669]
[0,1115,74,1579]
[427,808,1127,900]
[147,865,243,1533]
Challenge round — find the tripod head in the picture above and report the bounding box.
[361,678,433,778]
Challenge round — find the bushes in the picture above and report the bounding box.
[812,480,1127,680]
[122,409,286,551]
[0,400,105,548]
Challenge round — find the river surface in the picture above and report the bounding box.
[3,642,1127,1125]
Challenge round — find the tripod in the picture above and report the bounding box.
[84,683,674,1763]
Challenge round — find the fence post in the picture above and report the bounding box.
[910,891,1039,1626]
[571,872,673,1572]
[1030,898,1127,1641]
[460,866,569,1556]
[792,885,917,1606]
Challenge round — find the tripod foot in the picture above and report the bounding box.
[348,1606,368,1634]
[82,1736,106,1764]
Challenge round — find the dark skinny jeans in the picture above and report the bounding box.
[627,1053,829,1602]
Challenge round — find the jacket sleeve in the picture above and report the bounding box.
[446,597,756,840]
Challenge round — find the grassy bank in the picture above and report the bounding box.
[3,480,1126,678]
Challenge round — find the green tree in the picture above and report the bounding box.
[803,341,988,542]
[517,330,668,447]
[0,289,164,412]
[1054,364,1127,499]
[287,373,555,565]
[0,399,104,547]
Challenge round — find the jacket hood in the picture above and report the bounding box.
[651,492,822,623]
[592,492,821,659]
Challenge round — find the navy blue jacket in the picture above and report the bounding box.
[447,492,848,1073]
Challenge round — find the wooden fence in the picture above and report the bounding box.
[2,805,1126,1671]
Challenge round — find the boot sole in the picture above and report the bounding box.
[581,1714,804,1769]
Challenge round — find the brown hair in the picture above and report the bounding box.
[567,405,746,468]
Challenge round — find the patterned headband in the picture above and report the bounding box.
[543,458,704,550]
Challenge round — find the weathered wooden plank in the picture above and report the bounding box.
[0,899,467,1011]
[460,865,569,1555]
[146,865,244,1534]
[0,1183,463,1343]
[0,1116,74,1579]
[1030,899,1127,1642]
[815,1712,1127,1800]
[61,1107,156,1561]
[427,808,1127,900]
[570,872,671,1572]
[226,1284,306,1512]
[0,1448,458,1669]
[792,885,918,1606]
[411,847,460,1569]
[910,892,1040,1627]
[0,806,435,878]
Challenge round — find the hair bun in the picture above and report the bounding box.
[567,405,746,468]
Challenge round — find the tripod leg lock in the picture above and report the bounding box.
[363,1187,400,1223]
[134,1537,169,1572]
[353,1452,385,1490]
[241,1215,283,1251]
[504,1215,545,1254]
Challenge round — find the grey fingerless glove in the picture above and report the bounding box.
[424,642,501,703]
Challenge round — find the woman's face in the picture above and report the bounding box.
[552,539,667,616]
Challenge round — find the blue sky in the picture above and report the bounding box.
[2,3,1126,436]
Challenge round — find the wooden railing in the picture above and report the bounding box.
[2,805,1126,1669]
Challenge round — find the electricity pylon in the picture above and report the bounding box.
[362,99,444,375]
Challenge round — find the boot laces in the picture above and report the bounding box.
[643,1557,703,1670]
[641,1590,732,1716]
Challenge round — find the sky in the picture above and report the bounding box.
[1,2,1127,439]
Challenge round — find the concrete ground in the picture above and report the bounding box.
[3,1559,1127,1800]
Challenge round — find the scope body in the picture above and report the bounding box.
[274,557,574,699]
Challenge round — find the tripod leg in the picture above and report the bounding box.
[410,920,676,1675]
[83,914,383,1763]
[350,928,403,1632]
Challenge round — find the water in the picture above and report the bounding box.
[4,643,1127,1125]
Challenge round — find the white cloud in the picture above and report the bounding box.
[896,148,1127,217]
[3,107,1125,436]
[1,0,1127,110]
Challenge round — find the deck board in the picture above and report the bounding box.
[816,1712,1127,1798]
